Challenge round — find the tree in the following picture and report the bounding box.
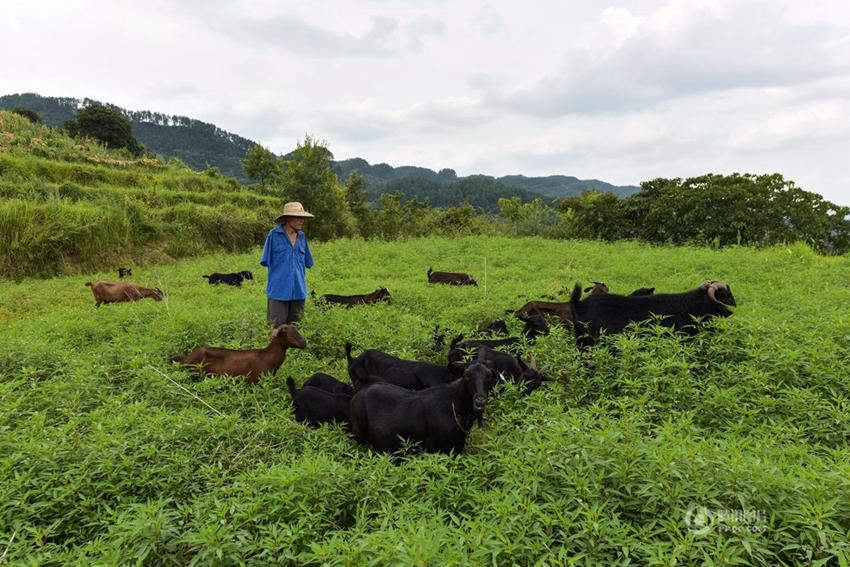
[344,171,373,237]
[621,173,850,253]
[278,136,355,240]
[12,107,43,123]
[558,190,625,240]
[64,104,143,155]
[372,192,431,238]
[498,196,562,236]
[242,144,279,189]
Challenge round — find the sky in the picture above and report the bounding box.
[2,0,850,205]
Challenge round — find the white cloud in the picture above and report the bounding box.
[491,0,850,116]
[1,0,849,205]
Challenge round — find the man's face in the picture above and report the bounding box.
[286,217,305,230]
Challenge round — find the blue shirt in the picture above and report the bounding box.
[260,226,314,301]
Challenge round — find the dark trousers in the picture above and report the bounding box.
[267,298,305,327]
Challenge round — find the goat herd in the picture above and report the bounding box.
[84,265,737,457]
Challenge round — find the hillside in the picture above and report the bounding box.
[0,109,283,279]
[0,93,255,183]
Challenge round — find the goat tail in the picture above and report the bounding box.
[427,267,433,277]
[344,342,354,365]
[286,376,297,399]
[569,282,582,307]
[202,275,210,280]
[85,282,93,287]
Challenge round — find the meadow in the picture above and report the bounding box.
[1,236,849,565]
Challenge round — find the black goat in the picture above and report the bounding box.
[345,342,456,391]
[427,267,478,286]
[350,357,493,455]
[318,287,391,307]
[447,339,552,395]
[203,272,248,286]
[570,280,736,348]
[286,377,352,429]
[448,333,520,366]
[447,315,549,368]
[481,319,510,336]
[117,267,132,278]
[518,314,550,340]
[302,372,354,395]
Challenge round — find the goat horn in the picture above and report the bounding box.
[706,281,728,304]
[529,353,537,369]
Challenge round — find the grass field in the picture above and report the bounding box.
[1,236,849,565]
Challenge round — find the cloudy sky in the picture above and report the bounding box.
[3,0,850,204]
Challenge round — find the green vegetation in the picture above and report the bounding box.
[3,108,849,284]
[11,107,43,124]
[1,237,848,564]
[0,110,281,279]
[64,104,144,156]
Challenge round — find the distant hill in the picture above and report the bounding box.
[334,158,640,200]
[495,174,639,198]
[2,92,641,202]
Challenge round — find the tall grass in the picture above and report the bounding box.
[0,197,274,279]
[1,237,848,564]
[1,110,286,278]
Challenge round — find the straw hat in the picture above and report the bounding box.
[275,201,314,223]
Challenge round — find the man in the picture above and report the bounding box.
[260,202,314,326]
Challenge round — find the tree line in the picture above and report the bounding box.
[11,101,850,255]
[245,140,850,254]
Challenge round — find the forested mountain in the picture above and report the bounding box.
[334,158,640,201]
[378,176,546,214]
[496,174,639,198]
[2,92,640,202]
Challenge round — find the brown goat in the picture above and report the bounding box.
[427,267,477,286]
[171,325,307,385]
[514,300,574,324]
[513,281,609,323]
[85,280,163,307]
[583,281,610,295]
